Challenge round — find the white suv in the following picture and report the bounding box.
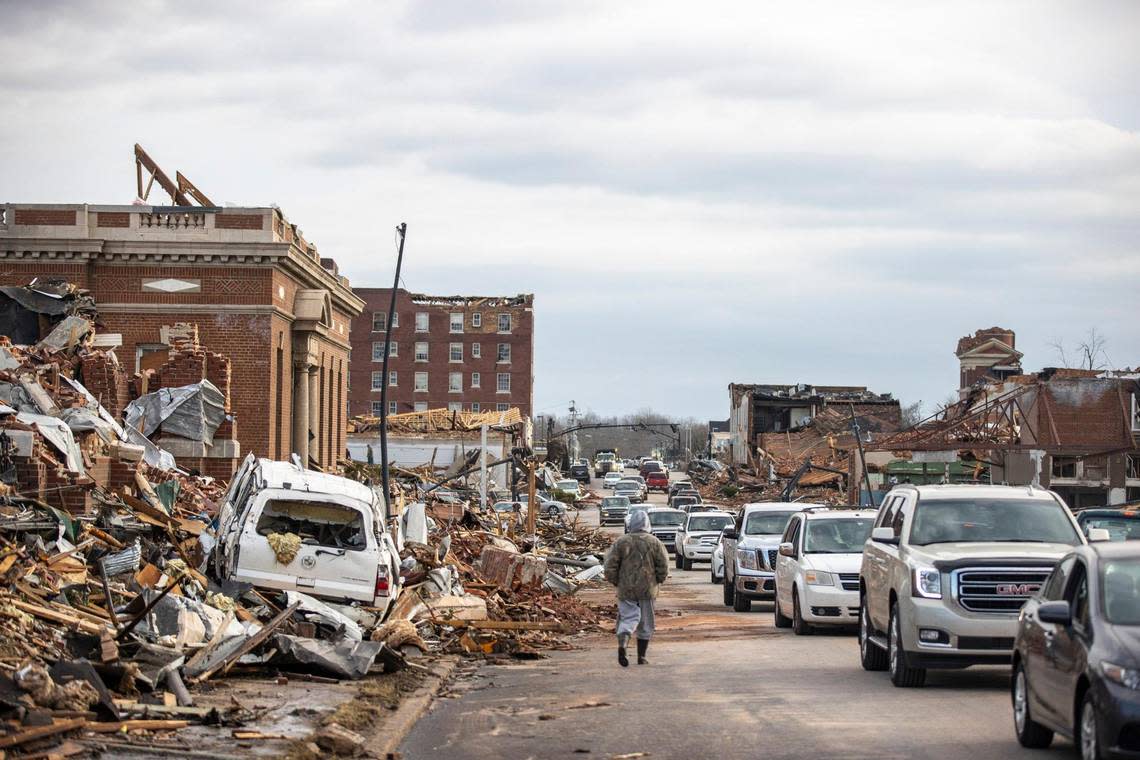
[722,502,817,611]
[673,511,734,570]
[773,509,877,634]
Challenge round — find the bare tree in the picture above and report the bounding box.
[1049,327,1111,370]
[899,400,924,428]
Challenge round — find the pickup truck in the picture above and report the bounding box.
[213,455,401,617]
[674,510,734,570]
[1075,506,1140,541]
[646,471,670,493]
[858,484,1087,688]
[721,502,808,611]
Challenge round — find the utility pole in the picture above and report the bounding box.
[526,457,537,536]
[849,403,874,507]
[378,223,406,516]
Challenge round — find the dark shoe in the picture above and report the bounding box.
[618,634,629,667]
[636,638,649,665]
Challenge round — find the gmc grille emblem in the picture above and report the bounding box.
[995,583,1039,596]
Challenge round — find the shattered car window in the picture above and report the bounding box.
[255,500,367,550]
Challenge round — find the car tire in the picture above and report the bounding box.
[888,602,926,687]
[792,588,812,636]
[722,575,734,606]
[682,557,693,571]
[674,552,683,570]
[773,587,792,629]
[1012,663,1054,749]
[859,596,888,671]
[1078,691,1101,760]
[711,568,721,584]
[732,586,752,612]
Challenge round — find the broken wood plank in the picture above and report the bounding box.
[451,619,569,632]
[10,600,105,635]
[189,601,300,683]
[0,717,86,748]
[85,719,188,733]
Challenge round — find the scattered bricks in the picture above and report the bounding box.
[477,545,547,589]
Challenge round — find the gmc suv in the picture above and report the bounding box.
[858,484,1086,688]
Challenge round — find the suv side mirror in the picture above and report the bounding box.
[722,527,738,540]
[778,542,795,558]
[871,527,898,544]
[1037,600,1072,625]
[1087,527,1111,543]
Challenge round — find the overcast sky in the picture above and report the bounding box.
[2,1,1137,421]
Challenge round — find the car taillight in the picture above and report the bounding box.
[375,566,390,597]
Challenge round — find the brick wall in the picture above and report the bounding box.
[13,209,76,226]
[215,214,264,230]
[348,289,534,418]
[80,352,130,418]
[96,212,130,228]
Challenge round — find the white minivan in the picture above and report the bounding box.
[212,456,402,617]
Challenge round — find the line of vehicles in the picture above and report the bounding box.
[616,474,1140,760]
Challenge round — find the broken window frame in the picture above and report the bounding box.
[1133,394,1139,433]
[254,498,370,552]
[414,372,428,392]
[1127,453,1139,481]
[1052,456,1078,480]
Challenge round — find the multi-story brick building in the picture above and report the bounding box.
[348,290,534,419]
[0,203,363,471]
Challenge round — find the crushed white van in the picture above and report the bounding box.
[212,456,401,617]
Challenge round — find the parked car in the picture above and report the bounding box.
[773,509,876,634]
[602,472,624,490]
[711,530,727,583]
[721,503,808,611]
[640,459,665,479]
[213,456,401,616]
[859,484,1088,688]
[1076,507,1140,542]
[552,479,582,503]
[600,495,631,525]
[1011,541,1140,757]
[615,479,644,504]
[646,471,670,493]
[568,462,591,484]
[643,507,685,552]
[669,489,702,508]
[674,511,734,570]
[670,495,700,511]
[618,477,647,500]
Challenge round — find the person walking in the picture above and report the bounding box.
[604,509,669,667]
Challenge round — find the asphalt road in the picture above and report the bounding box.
[400,470,1078,760]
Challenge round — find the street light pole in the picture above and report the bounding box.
[378,223,407,516]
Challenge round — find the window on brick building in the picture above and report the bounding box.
[388,341,397,357]
[497,343,511,363]
[415,372,428,392]
[371,401,384,415]
[471,313,482,328]
[1052,457,1078,479]
[471,372,481,388]
[497,373,510,393]
[414,401,428,412]
[415,312,429,332]
[372,312,386,332]
[497,403,509,412]
[1128,454,1139,480]
[498,313,511,333]
[450,343,463,362]
[450,313,463,333]
[1132,394,1139,432]
[136,344,169,374]
[389,401,398,415]
[471,342,481,359]
[371,371,383,391]
[415,342,429,362]
[449,372,462,392]
[448,402,462,412]
[372,342,385,361]
[471,402,481,412]
[389,370,397,386]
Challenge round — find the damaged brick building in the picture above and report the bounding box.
[0,203,364,470]
[727,383,901,465]
[348,290,534,419]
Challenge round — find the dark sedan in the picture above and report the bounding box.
[1012,542,1140,759]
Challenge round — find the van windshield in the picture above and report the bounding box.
[256,499,367,550]
[909,499,1080,546]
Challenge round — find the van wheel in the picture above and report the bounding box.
[888,602,926,687]
[722,576,734,606]
[732,587,752,612]
[773,589,792,628]
[859,596,888,671]
[792,588,812,635]
[1012,663,1054,748]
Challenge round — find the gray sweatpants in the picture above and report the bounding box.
[616,598,655,641]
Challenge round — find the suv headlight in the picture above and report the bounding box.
[1102,662,1140,690]
[738,549,758,570]
[912,566,942,599]
[805,570,834,586]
